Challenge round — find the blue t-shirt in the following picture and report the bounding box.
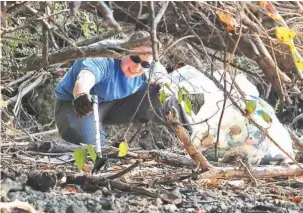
[55,58,147,102]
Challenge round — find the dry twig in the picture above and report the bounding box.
[0,200,40,213]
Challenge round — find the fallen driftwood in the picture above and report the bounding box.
[21,140,147,155]
[1,140,85,152]
[21,36,151,72]
[200,164,303,179]
[108,148,197,168]
[107,160,141,179]
[26,140,83,153]
[65,175,181,204]
[15,129,58,141]
[18,162,303,190]
[149,150,197,168]
[165,107,212,169]
[19,140,196,168]
[0,200,39,213]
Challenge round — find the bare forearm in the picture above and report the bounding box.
[73,70,96,98]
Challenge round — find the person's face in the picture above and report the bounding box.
[121,46,153,78]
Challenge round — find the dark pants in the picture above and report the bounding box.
[55,85,185,145]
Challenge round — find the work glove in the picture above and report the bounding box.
[72,93,93,117]
[162,94,194,135]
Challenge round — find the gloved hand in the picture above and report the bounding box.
[163,95,194,135]
[146,61,171,85]
[72,93,93,117]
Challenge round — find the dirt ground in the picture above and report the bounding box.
[1,136,302,213]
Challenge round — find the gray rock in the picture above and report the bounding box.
[155,197,163,206]
[66,204,87,213]
[185,208,196,212]
[220,202,228,210]
[236,200,245,208]
[147,204,160,213]
[164,204,178,212]
[288,209,300,213]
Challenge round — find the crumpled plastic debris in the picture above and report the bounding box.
[155,64,295,165]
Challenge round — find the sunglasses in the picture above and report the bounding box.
[130,55,151,69]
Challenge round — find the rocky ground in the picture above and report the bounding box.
[1,138,303,213]
[2,175,303,213]
[1,115,302,213]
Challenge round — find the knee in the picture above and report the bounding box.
[56,116,82,144]
[61,128,82,145]
[59,123,97,145]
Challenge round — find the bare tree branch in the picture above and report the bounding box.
[20,36,152,71]
[6,73,49,106]
[149,1,169,61]
[76,25,135,47]
[90,1,122,31]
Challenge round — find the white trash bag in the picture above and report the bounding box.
[154,64,295,165]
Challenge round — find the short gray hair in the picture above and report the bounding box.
[129,30,162,49]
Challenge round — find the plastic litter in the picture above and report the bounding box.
[156,64,295,165]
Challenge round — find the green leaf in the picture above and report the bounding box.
[164,83,173,92]
[184,95,192,116]
[261,110,272,123]
[82,22,91,38]
[73,148,87,170]
[160,90,167,104]
[178,88,183,104]
[245,100,257,115]
[88,145,97,163]
[181,86,190,96]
